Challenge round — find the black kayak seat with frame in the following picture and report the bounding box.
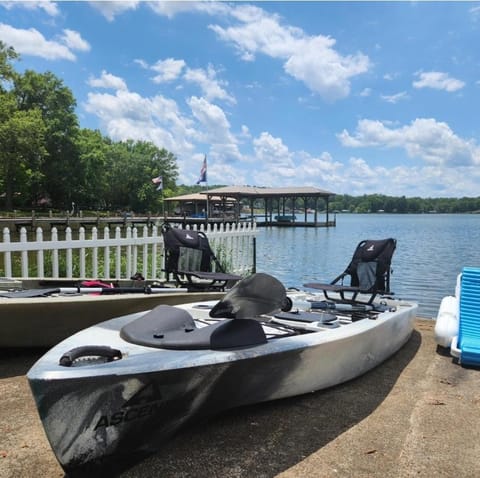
[120,304,267,350]
[304,238,397,305]
[161,223,241,292]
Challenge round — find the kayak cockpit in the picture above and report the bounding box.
[120,304,267,350]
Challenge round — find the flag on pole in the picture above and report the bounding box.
[196,155,207,184]
[151,175,163,191]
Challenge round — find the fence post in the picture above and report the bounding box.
[3,227,12,277]
[142,226,148,280]
[20,227,28,277]
[65,227,73,278]
[103,227,109,279]
[36,227,44,278]
[79,227,86,278]
[92,227,98,278]
[115,227,122,279]
[51,228,59,278]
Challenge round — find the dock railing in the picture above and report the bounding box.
[0,222,257,281]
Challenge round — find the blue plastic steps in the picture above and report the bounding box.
[458,267,480,366]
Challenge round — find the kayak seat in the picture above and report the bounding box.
[161,223,241,291]
[304,238,396,305]
[120,304,267,350]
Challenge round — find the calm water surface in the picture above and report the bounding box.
[255,214,480,318]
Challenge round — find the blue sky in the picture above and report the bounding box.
[1,1,480,197]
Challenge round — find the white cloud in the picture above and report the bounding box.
[151,58,186,83]
[331,159,480,197]
[187,96,241,162]
[84,89,197,156]
[183,65,236,104]
[383,73,396,81]
[89,1,139,22]
[148,1,229,19]
[209,4,370,101]
[83,83,480,195]
[380,91,409,104]
[470,5,480,22]
[88,71,127,91]
[0,23,86,60]
[1,1,59,16]
[145,58,235,104]
[134,58,149,70]
[253,132,293,168]
[413,71,465,92]
[338,118,480,167]
[60,29,91,52]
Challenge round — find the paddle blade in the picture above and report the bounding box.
[209,273,288,319]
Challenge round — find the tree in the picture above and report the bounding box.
[104,140,178,213]
[0,96,47,209]
[14,70,79,207]
[0,43,47,210]
[0,41,17,89]
[74,128,111,210]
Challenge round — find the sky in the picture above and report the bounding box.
[1,1,480,198]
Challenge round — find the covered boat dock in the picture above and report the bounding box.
[203,186,336,227]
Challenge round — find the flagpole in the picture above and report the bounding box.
[203,154,208,224]
[205,183,209,224]
[161,189,165,218]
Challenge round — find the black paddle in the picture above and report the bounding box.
[0,286,188,298]
[209,272,291,319]
[310,300,394,313]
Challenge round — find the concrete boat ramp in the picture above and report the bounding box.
[0,319,478,478]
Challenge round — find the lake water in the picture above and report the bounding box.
[254,214,480,318]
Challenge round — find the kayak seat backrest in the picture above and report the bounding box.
[161,223,241,291]
[304,238,396,305]
[120,304,267,350]
[458,267,480,366]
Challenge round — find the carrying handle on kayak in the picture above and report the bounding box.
[59,346,122,367]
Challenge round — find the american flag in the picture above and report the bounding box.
[196,155,207,184]
[151,175,163,191]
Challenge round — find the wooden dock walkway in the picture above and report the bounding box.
[0,214,336,231]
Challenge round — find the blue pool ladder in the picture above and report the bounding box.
[451,267,480,366]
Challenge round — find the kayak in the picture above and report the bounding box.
[0,286,224,348]
[27,273,417,476]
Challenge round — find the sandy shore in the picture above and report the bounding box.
[1,320,479,478]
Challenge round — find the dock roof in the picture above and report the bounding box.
[164,193,237,202]
[202,186,335,199]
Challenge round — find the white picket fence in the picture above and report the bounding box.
[0,222,257,281]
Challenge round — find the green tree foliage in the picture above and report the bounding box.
[0,41,17,87]
[0,43,179,213]
[104,140,178,213]
[0,101,47,209]
[13,70,79,207]
[0,42,47,209]
[329,194,480,214]
[75,128,111,209]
